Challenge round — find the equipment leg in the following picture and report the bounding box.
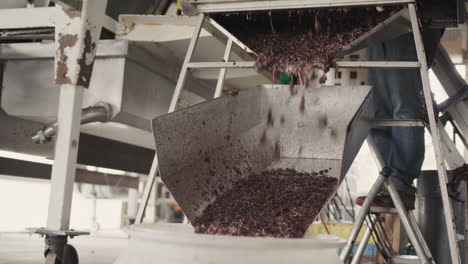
[408,3,461,263]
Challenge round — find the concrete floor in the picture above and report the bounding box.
[0,232,128,264]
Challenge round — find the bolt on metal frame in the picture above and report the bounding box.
[135,2,463,263]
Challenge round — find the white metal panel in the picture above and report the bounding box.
[0,7,56,29]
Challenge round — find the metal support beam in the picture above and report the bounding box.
[168,14,205,112]
[463,23,468,264]
[336,61,420,68]
[409,4,461,263]
[203,17,256,62]
[46,84,84,230]
[340,144,385,263]
[369,134,434,263]
[351,225,373,264]
[214,39,233,98]
[433,46,468,149]
[46,0,107,233]
[183,0,415,14]
[187,61,255,69]
[372,119,424,127]
[135,154,159,224]
[386,181,433,263]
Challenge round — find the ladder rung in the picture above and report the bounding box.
[372,120,425,127]
[187,61,255,68]
[370,206,399,214]
[336,61,421,68]
[392,255,420,264]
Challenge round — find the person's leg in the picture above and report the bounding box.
[368,43,393,164]
[387,68,425,196]
[385,34,425,196]
[355,43,408,208]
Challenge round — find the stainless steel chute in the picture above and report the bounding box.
[152,85,374,222]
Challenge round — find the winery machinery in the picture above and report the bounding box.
[134,1,468,264]
[1,0,467,263]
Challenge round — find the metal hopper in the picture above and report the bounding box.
[152,85,374,222]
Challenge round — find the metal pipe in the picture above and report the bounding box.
[409,3,461,263]
[127,188,138,224]
[408,211,434,261]
[386,181,433,264]
[340,174,385,262]
[32,102,113,144]
[351,225,373,264]
[341,136,386,262]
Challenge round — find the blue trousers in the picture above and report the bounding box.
[368,31,442,196]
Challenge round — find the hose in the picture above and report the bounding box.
[31,102,113,144]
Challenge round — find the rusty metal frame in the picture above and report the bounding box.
[0,1,114,263]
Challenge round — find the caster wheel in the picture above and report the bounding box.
[62,244,79,264]
[45,244,79,264]
[45,252,60,264]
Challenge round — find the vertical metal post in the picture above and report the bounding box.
[350,225,373,264]
[463,23,468,264]
[135,14,205,224]
[386,182,433,263]
[168,14,205,113]
[408,4,461,263]
[465,179,468,264]
[408,211,434,260]
[340,173,385,262]
[214,39,233,98]
[127,188,138,223]
[368,134,434,263]
[340,137,385,262]
[135,154,158,223]
[46,84,84,230]
[46,0,107,231]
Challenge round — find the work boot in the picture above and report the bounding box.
[356,189,415,211]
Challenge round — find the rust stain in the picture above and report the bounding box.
[76,29,96,88]
[267,109,274,126]
[260,129,267,144]
[280,115,285,125]
[319,115,328,128]
[299,95,306,114]
[56,33,78,85]
[274,140,281,158]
